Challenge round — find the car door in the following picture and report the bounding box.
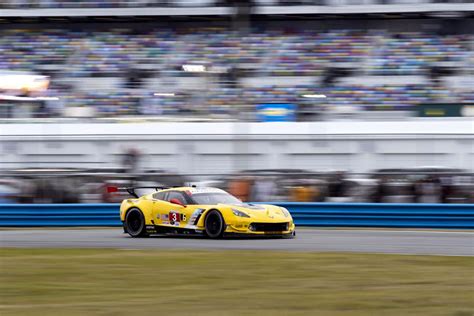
[151,191,170,225]
[152,191,194,228]
[164,191,189,227]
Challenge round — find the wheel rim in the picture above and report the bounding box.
[206,212,222,236]
[127,210,143,235]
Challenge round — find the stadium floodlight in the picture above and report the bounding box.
[0,94,59,101]
[182,64,206,73]
[302,94,327,98]
[0,72,50,92]
[37,96,60,101]
[153,93,175,97]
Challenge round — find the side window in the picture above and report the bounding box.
[153,192,166,200]
[166,191,187,205]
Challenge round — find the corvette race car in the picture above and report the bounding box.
[113,186,295,238]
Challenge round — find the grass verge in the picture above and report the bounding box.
[1,248,473,316]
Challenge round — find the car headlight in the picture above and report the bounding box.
[232,208,250,218]
[280,207,291,217]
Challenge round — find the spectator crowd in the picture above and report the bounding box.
[2,28,471,76]
[2,0,473,9]
[0,27,473,118]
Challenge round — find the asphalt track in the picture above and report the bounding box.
[1,228,473,256]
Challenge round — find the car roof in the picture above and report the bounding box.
[157,187,223,194]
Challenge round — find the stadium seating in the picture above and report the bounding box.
[369,32,470,75]
[0,27,473,118]
[2,28,471,75]
[0,28,472,76]
[1,0,471,9]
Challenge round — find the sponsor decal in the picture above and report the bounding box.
[162,221,169,225]
[188,187,223,194]
[188,208,204,225]
[231,204,265,210]
[161,214,169,220]
[243,204,265,210]
[264,231,282,235]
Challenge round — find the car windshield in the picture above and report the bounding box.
[191,192,242,205]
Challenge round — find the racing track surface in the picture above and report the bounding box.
[1,228,473,256]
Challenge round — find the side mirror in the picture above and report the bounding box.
[169,198,186,207]
[106,186,118,193]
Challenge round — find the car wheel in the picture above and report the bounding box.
[125,208,148,238]
[204,210,225,239]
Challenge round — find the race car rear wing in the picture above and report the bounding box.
[106,186,169,198]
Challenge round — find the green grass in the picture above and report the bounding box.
[0,248,473,316]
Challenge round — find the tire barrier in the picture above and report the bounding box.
[0,203,473,229]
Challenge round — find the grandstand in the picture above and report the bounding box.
[0,1,473,120]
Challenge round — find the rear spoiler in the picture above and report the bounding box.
[106,186,169,198]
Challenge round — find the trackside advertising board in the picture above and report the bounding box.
[418,103,474,117]
[256,103,296,122]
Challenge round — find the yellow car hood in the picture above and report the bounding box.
[219,203,290,222]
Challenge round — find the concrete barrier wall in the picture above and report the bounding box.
[276,202,474,229]
[1,121,473,173]
[1,203,473,229]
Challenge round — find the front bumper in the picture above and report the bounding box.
[225,220,295,236]
[223,231,295,238]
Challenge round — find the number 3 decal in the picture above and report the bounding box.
[169,212,179,222]
[169,212,187,223]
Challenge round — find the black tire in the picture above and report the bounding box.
[204,210,225,239]
[124,208,148,238]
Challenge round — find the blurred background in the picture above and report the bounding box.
[0,0,472,204]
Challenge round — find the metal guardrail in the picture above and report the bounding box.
[1,203,473,229]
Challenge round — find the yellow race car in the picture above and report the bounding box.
[114,186,295,238]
